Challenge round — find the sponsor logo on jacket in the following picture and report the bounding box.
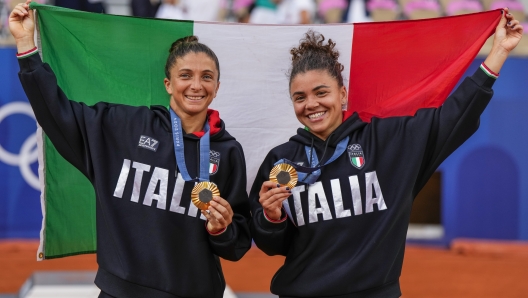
[138,135,159,152]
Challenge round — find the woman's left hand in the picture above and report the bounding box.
[484,8,524,73]
[493,8,523,54]
[202,196,234,234]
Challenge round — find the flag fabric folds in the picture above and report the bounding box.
[29,2,500,259]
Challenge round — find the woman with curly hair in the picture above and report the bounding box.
[250,9,523,298]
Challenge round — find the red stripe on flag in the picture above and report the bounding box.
[346,10,501,122]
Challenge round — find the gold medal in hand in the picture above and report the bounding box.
[269,163,298,189]
[191,182,220,210]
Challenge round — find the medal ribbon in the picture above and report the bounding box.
[170,109,210,182]
[275,136,349,185]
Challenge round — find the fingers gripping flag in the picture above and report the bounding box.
[30,2,500,259]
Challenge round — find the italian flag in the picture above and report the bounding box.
[30,2,501,259]
[209,163,218,174]
[351,157,364,168]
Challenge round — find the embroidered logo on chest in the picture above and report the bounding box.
[209,150,220,175]
[138,135,159,152]
[347,144,365,169]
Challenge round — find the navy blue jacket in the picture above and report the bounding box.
[19,53,251,298]
[250,68,496,298]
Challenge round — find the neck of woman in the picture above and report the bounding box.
[182,115,207,134]
[170,103,207,134]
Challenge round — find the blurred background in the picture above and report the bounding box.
[1,0,528,297]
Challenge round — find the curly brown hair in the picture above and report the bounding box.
[164,35,220,81]
[289,30,344,88]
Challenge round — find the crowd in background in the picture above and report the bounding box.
[141,0,528,25]
[2,0,527,23]
[1,0,527,51]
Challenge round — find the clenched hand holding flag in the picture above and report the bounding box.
[28,2,501,259]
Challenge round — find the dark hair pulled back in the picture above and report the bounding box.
[289,30,344,87]
[165,35,220,81]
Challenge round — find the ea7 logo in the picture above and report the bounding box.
[138,135,159,152]
[347,144,365,169]
[209,150,220,175]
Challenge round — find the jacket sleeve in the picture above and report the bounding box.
[373,67,495,194]
[18,53,111,181]
[249,152,296,256]
[207,143,252,261]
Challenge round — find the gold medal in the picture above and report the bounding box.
[269,163,298,189]
[191,182,220,210]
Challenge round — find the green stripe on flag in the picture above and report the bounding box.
[32,3,193,258]
[44,136,96,258]
[352,157,359,167]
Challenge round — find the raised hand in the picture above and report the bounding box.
[484,8,524,74]
[8,0,36,53]
[493,8,524,53]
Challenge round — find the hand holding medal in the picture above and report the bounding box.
[258,164,298,221]
[200,196,234,234]
[257,163,297,221]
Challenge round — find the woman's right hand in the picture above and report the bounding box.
[8,0,36,53]
[258,181,292,221]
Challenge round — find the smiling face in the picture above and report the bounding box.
[290,70,347,140]
[164,52,220,120]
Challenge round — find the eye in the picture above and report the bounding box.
[293,96,305,102]
[202,74,213,80]
[179,73,191,79]
[316,91,328,97]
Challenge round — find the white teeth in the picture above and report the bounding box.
[186,96,204,100]
[308,111,325,119]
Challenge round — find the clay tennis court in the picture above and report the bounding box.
[1,240,527,297]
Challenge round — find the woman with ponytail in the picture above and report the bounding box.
[9,1,251,297]
[250,11,523,298]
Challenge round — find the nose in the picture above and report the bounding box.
[190,76,202,91]
[305,95,319,109]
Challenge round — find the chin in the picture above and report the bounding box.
[184,103,206,110]
[308,124,325,133]
[186,109,207,115]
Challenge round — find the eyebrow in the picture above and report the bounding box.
[313,85,330,91]
[178,68,215,74]
[291,84,330,97]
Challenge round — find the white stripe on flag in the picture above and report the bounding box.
[195,22,353,191]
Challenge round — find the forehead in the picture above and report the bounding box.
[173,52,217,72]
[290,70,338,91]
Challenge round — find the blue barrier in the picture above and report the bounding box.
[0,48,42,238]
[1,47,527,241]
[441,57,528,241]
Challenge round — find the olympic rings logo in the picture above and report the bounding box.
[210,150,220,158]
[348,144,362,151]
[0,102,40,190]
